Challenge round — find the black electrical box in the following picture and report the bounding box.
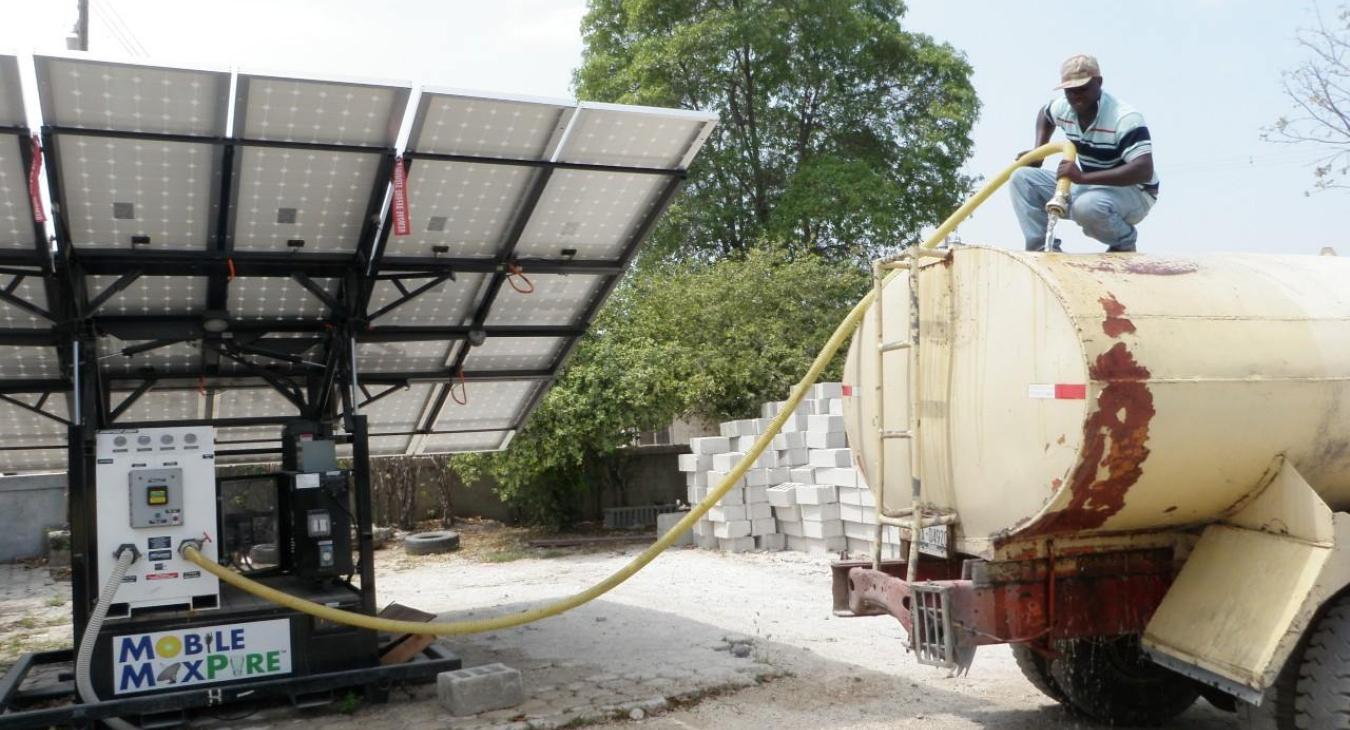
[287,470,353,580]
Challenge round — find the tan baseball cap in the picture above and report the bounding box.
[1055,54,1101,90]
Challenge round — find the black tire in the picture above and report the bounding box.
[1011,643,1069,703]
[1295,595,1350,729]
[1238,652,1299,730]
[1049,635,1199,726]
[403,530,460,556]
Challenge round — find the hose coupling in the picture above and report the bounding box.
[178,539,204,557]
[114,543,140,563]
[1044,191,1070,218]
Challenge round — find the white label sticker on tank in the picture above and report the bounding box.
[1027,384,1087,400]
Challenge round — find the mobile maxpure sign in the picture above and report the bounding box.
[113,619,292,694]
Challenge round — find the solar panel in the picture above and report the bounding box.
[0,136,38,249]
[0,54,42,253]
[229,145,382,254]
[556,102,715,170]
[385,160,538,259]
[228,276,336,319]
[0,55,25,128]
[406,89,572,159]
[33,56,230,135]
[366,274,486,326]
[485,273,606,326]
[233,73,408,147]
[0,55,716,470]
[58,135,220,249]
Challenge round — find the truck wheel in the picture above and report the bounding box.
[1295,595,1350,728]
[1238,655,1298,730]
[1011,644,1068,703]
[1049,635,1198,725]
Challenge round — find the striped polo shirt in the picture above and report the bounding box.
[1043,91,1159,196]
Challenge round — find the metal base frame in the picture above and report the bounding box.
[0,643,460,729]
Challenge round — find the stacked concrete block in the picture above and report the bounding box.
[680,382,908,558]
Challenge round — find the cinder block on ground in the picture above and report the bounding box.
[712,451,745,472]
[795,484,837,505]
[656,511,693,546]
[779,447,809,467]
[719,536,757,552]
[772,431,806,450]
[689,436,730,454]
[807,415,844,433]
[805,430,847,449]
[788,535,847,554]
[750,517,776,536]
[437,663,524,716]
[708,504,747,522]
[747,502,772,521]
[802,519,844,539]
[820,467,858,487]
[757,533,787,551]
[707,472,746,496]
[766,484,797,508]
[812,382,845,399]
[678,453,711,472]
[809,448,852,468]
[801,503,841,522]
[713,520,752,539]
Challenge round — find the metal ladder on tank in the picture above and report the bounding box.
[871,246,961,669]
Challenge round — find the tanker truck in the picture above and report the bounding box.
[832,244,1350,728]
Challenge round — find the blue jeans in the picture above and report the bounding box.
[1009,167,1155,252]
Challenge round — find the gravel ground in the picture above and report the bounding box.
[368,544,1235,730]
[2,542,1237,729]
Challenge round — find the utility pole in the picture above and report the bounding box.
[67,0,89,51]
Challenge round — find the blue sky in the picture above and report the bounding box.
[1,0,1341,255]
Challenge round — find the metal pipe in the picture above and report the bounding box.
[872,260,886,570]
[906,252,924,585]
[72,340,80,426]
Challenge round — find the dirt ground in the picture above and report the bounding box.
[1,523,1238,729]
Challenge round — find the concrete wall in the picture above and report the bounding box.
[0,473,66,562]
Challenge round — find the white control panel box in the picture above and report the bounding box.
[95,426,219,612]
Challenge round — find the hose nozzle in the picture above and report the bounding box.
[1044,191,1070,218]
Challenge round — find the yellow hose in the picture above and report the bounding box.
[181,140,1077,637]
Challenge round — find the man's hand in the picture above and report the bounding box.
[1016,150,1043,168]
[1056,159,1085,183]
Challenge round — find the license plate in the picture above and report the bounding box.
[898,524,950,558]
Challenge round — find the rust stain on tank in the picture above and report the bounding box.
[1020,342,1155,536]
[1099,294,1136,338]
[1066,258,1200,277]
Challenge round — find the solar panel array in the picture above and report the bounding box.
[0,53,717,471]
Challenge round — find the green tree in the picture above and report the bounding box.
[452,250,868,527]
[575,0,979,261]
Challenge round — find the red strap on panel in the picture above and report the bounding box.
[391,156,411,236]
[449,368,468,405]
[28,136,46,224]
[507,262,534,294]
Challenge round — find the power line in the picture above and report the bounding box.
[90,3,140,56]
[103,0,150,56]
